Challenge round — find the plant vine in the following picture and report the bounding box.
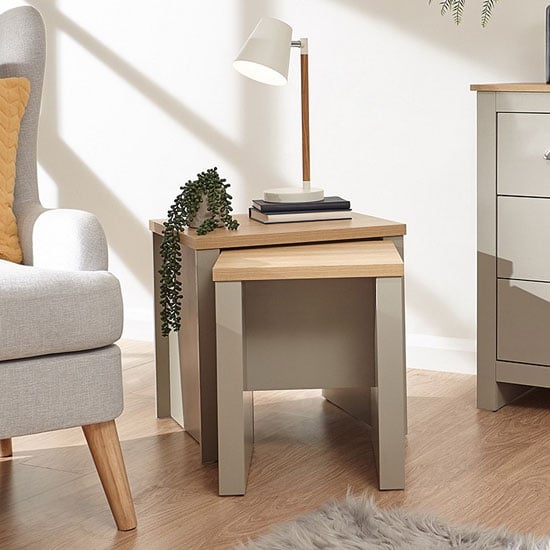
[159,167,239,336]
[429,0,499,26]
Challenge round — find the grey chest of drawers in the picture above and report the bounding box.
[473,83,550,410]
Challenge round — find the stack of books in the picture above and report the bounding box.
[249,196,352,224]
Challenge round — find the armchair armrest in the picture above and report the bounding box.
[17,202,108,271]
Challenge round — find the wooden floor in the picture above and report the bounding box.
[1,341,550,549]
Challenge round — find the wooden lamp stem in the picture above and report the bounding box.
[300,39,310,188]
[262,36,323,203]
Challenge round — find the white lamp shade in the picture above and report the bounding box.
[233,17,292,86]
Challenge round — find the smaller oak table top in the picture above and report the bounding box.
[149,212,406,251]
[212,240,404,282]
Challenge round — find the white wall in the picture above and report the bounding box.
[29,0,549,373]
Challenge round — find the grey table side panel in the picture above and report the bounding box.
[244,278,374,391]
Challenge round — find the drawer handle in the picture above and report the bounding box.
[544,151,550,160]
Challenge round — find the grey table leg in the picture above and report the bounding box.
[180,246,220,463]
[153,238,220,461]
[386,236,408,435]
[215,282,254,496]
[153,233,171,418]
[372,276,406,490]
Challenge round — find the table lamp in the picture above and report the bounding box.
[234,17,324,203]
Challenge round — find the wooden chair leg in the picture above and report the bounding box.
[82,421,137,531]
[0,438,12,458]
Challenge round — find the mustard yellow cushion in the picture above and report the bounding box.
[0,77,30,264]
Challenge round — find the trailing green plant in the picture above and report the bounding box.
[159,167,239,335]
[429,0,499,26]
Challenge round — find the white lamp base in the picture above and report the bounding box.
[263,186,324,203]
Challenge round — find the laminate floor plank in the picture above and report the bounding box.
[1,340,549,549]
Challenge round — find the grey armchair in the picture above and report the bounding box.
[0,6,136,531]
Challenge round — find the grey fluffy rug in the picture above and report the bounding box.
[237,495,550,549]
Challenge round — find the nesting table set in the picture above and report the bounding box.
[149,212,407,494]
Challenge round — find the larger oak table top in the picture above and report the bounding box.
[149,212,406,251]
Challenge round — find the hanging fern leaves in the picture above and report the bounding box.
[438,0,452,16]
[428,0,452,17]
[429,0,499,25]
[452,0,465,24]
[159,167,239,335]
[481,0,499,27]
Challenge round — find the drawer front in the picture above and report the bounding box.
[497,196,550,281]
[498,113,550,197]
[497,279,550,366]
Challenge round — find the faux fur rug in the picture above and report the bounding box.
[237,495,550,549]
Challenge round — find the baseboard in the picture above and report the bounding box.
[407,334,476,375]
[122,308,154,342]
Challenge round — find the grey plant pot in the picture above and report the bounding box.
[189,195,224,229]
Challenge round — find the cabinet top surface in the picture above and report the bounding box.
[471,83,550,92]
[149,212,406,251]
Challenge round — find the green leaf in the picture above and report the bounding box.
[481,0,498,27]
[452,0,465,25]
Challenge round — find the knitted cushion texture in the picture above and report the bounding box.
[0,77,30,263]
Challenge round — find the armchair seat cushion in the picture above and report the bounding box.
[0,260,123,361]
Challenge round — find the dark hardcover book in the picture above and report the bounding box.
[251,196,351,213]
[249,207,352,224]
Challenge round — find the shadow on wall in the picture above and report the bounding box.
[31,0,151,292]
[28,0,295,295]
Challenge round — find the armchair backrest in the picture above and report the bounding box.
[0,5,45,216]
